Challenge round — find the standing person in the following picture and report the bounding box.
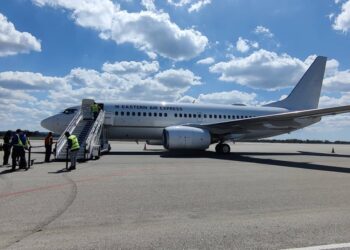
[65,132,80,170]
[90,102,100,120]
[45,132,53,162]
[11,129,27,171]
[2,130,12,166]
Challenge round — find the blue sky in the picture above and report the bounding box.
[0,0,350,140]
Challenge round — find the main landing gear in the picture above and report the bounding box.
[215,143,231,154]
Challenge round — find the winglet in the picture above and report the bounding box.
[264,56,327,110]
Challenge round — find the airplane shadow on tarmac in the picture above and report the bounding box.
[108,150,350,174]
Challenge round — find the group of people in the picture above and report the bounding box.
[2,129,31,171]
[2,130,79,171]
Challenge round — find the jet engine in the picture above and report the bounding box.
[163,126,211,150]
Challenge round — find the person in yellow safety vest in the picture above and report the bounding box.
[91,102,100,120]
[10,129,27,171]
[64,131,80,170]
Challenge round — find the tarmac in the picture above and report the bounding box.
[1,141,350,250]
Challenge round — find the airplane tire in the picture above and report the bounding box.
[215,143,230,154]
[221,144,230,154]
[215,144,222,153]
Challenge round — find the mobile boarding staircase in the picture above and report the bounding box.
[55,99,110,161]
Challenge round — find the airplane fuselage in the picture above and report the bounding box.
[41,101,320,142]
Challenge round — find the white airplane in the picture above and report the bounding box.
[41,56,350,153]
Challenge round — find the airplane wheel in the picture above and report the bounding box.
[215,144,222,153]
[215,143,230,154]
[221,144,230,154]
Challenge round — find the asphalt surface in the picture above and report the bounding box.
[1,141,350,249]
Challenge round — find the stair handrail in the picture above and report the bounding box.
[84,111,105,157]
[55,108,83,158]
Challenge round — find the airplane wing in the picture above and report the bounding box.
[188,105,350,135]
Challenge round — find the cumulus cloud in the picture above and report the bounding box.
[209,49,307,90]
[178,90,257,105]
[196,57,215,65]
[141,0,156,12]
[167,0,211,12]
[0,13,41,57]
[254,25,274,37]
[102,60,159,76]
[32,0,208,60]
[235,37,259,53]
[0,71,66,90]
[188,0,211,13]
[333,0,350,32]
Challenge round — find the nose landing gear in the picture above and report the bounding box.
[215,143,231,154]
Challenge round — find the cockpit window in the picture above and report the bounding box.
[62,108,77,114]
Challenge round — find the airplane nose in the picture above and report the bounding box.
[41,117,53,131]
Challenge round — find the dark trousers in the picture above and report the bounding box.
[93,112,98,120]
[45,145,52,162]
[3,144,11,165]
[12,146,26,170]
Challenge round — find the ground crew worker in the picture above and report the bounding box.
[45,132,53,162]
[11,129,27,171]
[65,132,80,170]
[2,130,12,166]
[91,102,100,120]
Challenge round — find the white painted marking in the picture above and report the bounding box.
[283,242,350,250]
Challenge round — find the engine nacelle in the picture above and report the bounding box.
[146,140,163,145]
[163,126,211,150]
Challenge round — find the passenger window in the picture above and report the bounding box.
[214,115,217,119]
[115,111,118,116]
[132,112,135,116]
[143,112,147,116]
[232,115,235,119]
[127,112,130,116]
[223,115,226,119]
[219,115,222,119]
[175,113,178,117]
[138,112,141,116]
[189,114,192,118]
[209,114,212,118]
[164,113,167,117]
[204,114,207,118]
[228,115,231,119]
[121,111,124,116]
[179,113,183,118]
[194,114,197,118]
[159,113,163,117]
[184,114,187,118]
[154,113,157,117]
[148,112,152,116]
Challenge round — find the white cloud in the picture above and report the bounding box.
[197,90,257,105]
[324,69,350,91]
[167,0,211,13]
[32,0,208,60]
[0,71,66,90]
[102,60,159,76]
[254,25,274,37]
[0,13,41,57]
[196,57,215,65]
[188,0,211,13]
[209,49,307,90]
[155,68,201,88]
[178,90,257,105]
[333,0,350,32]
[236,37,259,53]
[141,0,156,12]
